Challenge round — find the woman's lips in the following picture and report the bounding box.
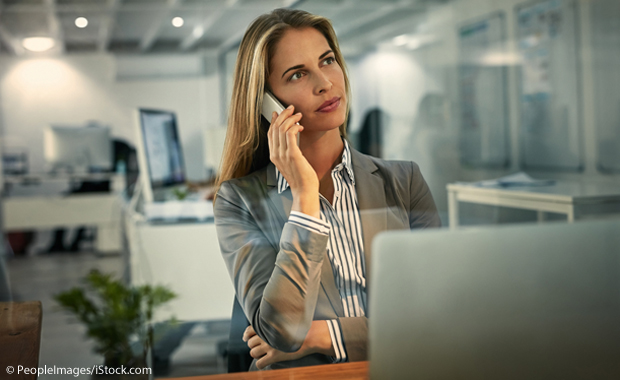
[316,97,341,113]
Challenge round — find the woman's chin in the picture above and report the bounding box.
[303,122,343,134]
[304,113,345,132]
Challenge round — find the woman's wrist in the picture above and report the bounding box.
[291,190,320,218]
[305,321,335,357]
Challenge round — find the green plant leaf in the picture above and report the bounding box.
[53,269,177,366]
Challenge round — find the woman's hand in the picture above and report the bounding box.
[242,321,336,369]
[243,325,307,369]
[268,105,320,218]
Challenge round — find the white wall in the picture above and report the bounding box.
[347,0,620,220]
[2,0,619,216]
[0,53,220,181]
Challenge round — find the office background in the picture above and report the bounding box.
[2,0,619,221]
[1,0,620,378]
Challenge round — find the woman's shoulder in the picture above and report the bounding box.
[216,165,272,205]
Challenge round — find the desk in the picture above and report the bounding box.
[447,181,620,229]
[2,173,124,253]
[125,214,234,322]
[0,301,42,380]
[166,361,369,380]
[3,172,118,186]
[2,193,123,253]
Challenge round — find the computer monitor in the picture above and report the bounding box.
[44,125,112,172]
[369,219,620,379]
[134,108,186,203]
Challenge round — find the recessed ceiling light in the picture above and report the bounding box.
[192,26,204,38]
[172,17,184,28]
[406,35,437,51]
[75,17,88,28]
[393,34,409,47]
[22,37,55,52]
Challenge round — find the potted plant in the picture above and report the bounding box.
[54,269,176,379]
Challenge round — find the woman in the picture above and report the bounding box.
[214,8,440,371]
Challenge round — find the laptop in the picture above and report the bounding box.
[369,219,620,379]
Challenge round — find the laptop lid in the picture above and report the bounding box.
[369,219,620,380]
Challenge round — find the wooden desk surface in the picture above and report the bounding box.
[165,361,369,380]
[0,301,42,380]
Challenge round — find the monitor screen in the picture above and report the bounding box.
[138,109,185,189]
[44,126,112,171]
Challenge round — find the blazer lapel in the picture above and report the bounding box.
[351,149,387,287]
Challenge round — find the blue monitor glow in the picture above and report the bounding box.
[135,108,186,203]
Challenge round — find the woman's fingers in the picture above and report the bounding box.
[265,103,317,198]
[267,105,303,166]
[247,334,263,349]
[277,112,302,158]
[268,105,297,162]
[256,351,277,370]
[273,104,295,130]
[285,123,304,151]
[269,105,294,147]
[242,325,256,342]
[250,343,269,360]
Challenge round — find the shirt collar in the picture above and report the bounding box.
[276,139,355,194]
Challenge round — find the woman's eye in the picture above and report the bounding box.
[323,57,335,65]
[289,72,303,81]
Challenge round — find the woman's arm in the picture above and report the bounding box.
[243,320,336,369]
[215,186,328,353]
[218,106,325,353]
[216,106,329,353]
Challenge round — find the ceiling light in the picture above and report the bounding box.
[22,37,55,52]
[406,35,437,50]
[393,34,409,47]
[75,17,88,28]
[172,17,184,28]
[407,39,422,50]
[192,26,204,38]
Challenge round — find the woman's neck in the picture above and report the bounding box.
[299,128,344,180]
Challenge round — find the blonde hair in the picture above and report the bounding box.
[215,8,350,191]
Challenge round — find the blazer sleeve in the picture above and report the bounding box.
[214,181,329,353]
[409,162,441,229]
[337,316,368,361]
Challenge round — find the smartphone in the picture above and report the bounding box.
[262,91,300,146]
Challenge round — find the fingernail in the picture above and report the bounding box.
[287,105,293,109]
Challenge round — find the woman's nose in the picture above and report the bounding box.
[313,72,332,95]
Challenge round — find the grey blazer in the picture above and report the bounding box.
[214,148,440,370]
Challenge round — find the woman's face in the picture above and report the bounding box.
[267,27,347,133]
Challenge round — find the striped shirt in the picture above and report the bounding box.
[276,140,366,362]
